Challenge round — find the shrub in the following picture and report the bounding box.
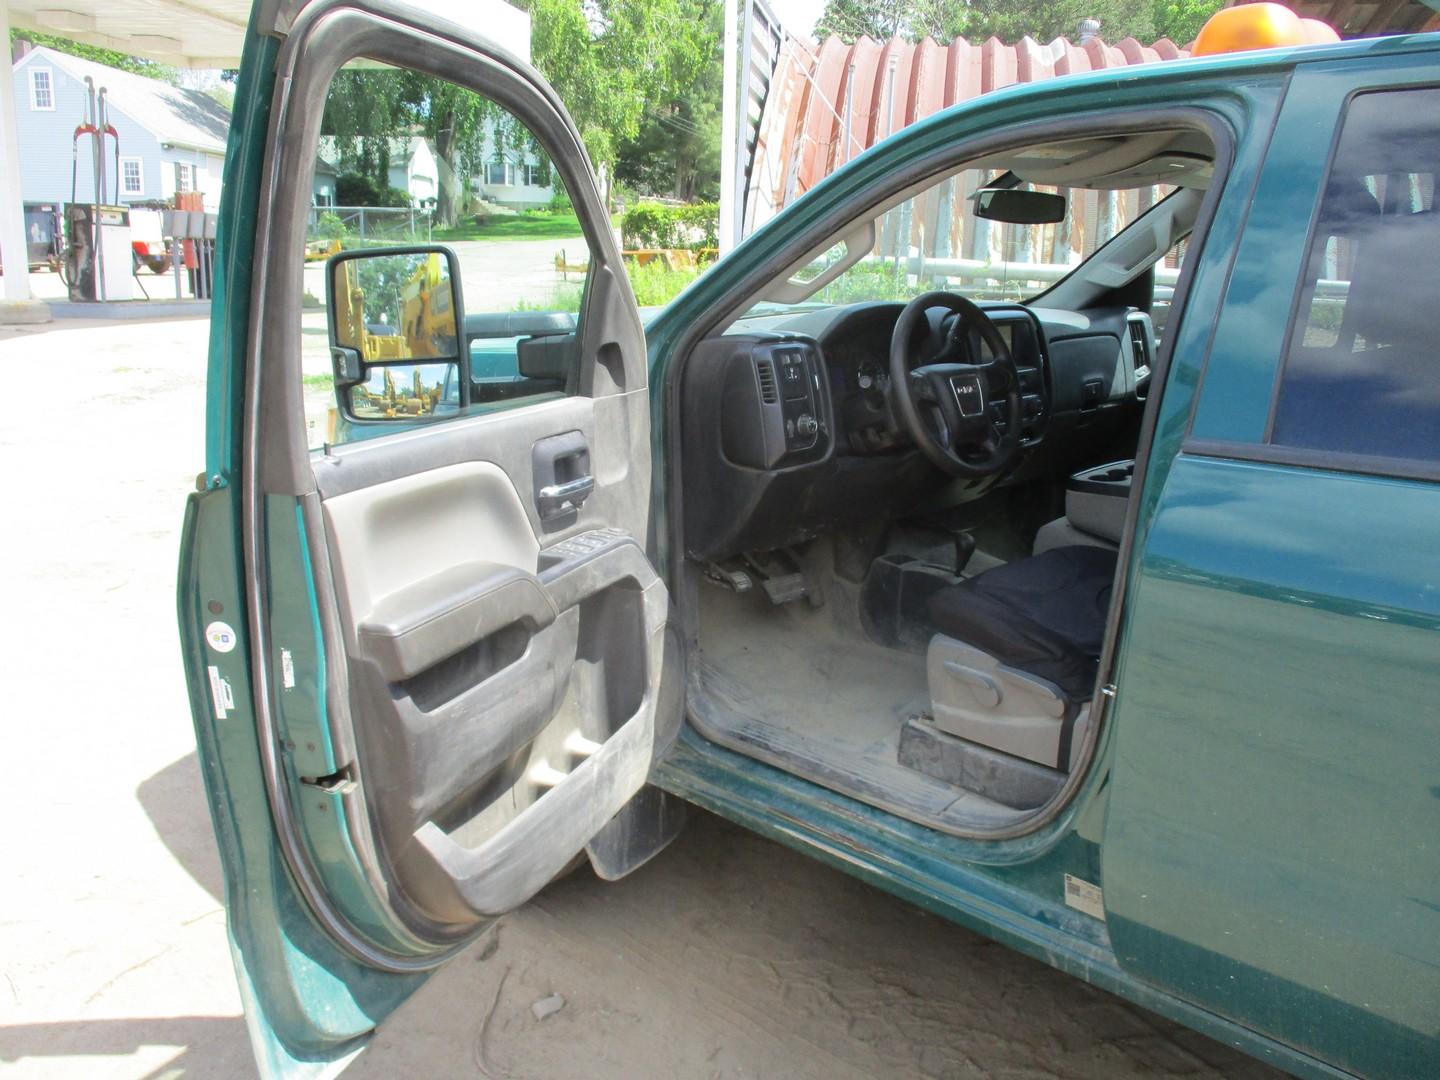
[547,184,573,213]
[313,212,349,240]
[621,201,719,251]
[336,172,413,208]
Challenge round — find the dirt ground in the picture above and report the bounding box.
[0,313,1284,1079]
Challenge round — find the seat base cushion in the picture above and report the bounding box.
[926,545,1118,701]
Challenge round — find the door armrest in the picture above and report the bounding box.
[358,560,557,682]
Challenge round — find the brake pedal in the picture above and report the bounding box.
[703,560,753,593]
[742,549,821,607]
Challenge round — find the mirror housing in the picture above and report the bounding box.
[973,188,1067,225]
[325,244,466,421]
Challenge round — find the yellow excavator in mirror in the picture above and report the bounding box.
[333,251,457,363]
[333,251,457,419]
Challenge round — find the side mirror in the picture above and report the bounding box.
[326,245,465,421]
[973,188,1067,225]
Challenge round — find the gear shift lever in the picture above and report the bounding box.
[954,531,976,575]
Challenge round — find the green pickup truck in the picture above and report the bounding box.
[179,2,1440,1076]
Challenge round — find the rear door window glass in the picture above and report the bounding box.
[1271,88,1440,465]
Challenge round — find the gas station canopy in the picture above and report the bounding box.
[5,0,532,68]
[6,0,252,68]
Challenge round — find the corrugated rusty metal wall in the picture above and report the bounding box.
[743,32,1192,261]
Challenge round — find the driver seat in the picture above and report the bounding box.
[923,546,1117,770]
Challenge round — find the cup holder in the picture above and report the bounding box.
[1069,459,1135,497]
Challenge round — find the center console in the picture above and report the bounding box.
[1065,460,1133,544]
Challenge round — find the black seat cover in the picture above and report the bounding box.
[927,546,1118,700]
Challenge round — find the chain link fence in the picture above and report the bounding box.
[307,205,434,248]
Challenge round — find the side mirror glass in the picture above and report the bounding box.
[973,188,1067,225]
[326,246,464,421]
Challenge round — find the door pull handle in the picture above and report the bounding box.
[538,475,594,519]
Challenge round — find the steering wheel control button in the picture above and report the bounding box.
[950,375,985,418]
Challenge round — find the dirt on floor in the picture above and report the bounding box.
[0,315,1284,1079]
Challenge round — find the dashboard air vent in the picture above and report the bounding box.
[1127,316,1151,400]
[1127,319,1151,375]
[756,358,779,404]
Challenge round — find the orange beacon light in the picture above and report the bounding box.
[1191,2,1341,56]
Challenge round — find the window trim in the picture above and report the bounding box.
[29,67,55,111]
[174,161,195,193]
[1262,85,1363,447]
[120,156,144,196]
[1262,83,1440,472]
[1183,438,1440,485]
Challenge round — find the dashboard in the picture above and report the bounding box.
[681,299,1154,563]
[817,303,1050,455]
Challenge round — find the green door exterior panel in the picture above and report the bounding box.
[1105,53,1440,1079]
[1102,453,1440,1078]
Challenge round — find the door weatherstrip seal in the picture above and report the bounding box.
[239,0,578,973]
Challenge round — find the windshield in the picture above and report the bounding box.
[745,168,1183,317]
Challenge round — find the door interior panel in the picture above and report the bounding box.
[317,402,670,931]
[311,394,654,538]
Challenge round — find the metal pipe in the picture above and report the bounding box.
[100,88,119,206]
[87,78,104,301]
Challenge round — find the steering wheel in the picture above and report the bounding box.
[889,291,1022,478]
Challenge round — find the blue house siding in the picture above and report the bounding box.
[12,52,165,206]
[11,49,228,211]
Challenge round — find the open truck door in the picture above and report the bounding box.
[177,1,684,1071]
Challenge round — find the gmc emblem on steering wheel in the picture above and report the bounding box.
[950,375,985,418]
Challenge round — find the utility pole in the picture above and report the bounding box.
[718,0,740,255]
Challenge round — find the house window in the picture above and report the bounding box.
[29,69,54,111]
[120,158,143,196]
[485,162,513,186]
[523,163,543,187]
[174,162,194,193]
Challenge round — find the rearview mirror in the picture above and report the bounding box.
[326,245,465,421]
[972,188,1067,225]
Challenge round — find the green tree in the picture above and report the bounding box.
[964,0,1156,43]
[520,0,718,203]
[812,0,1166,44]
[321,68,408,186]
[1150,0,1225,43]
[814,0,964,44]
[9,29,180,82]
[322,68,552,227]
[614,0,724,200]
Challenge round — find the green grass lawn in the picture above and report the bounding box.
[433,211,584,242]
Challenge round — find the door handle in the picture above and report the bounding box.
[538,475,594,519]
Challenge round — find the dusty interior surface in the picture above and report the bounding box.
[679,128,1218,833]
[693,540,1019,833]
